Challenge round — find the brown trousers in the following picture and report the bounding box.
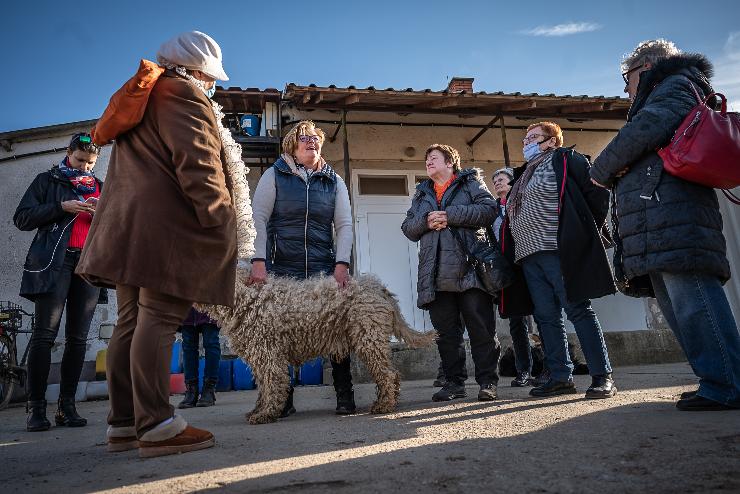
[107,285,191,436]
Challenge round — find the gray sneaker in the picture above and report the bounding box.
[478,383,498,401]
[432,382,467,402]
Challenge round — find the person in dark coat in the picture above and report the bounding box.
[590,39,740,411]
[14,133,102,432]
[248,120,355,415]
[177,308,221,409]
[502,121,617,399]
[402,144,501,402]
[492,167,536,387]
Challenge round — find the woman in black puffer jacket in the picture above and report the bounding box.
[591,39,740,411]
[402,144,500,403]
[14,133,103,431]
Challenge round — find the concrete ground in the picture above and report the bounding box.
[1,363,739,494]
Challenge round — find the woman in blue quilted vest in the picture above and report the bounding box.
[249,120,355,416]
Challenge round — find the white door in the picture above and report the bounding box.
[353,170,433,331]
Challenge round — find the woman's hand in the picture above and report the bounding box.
[248,260,268,285]
[61,200,95,214]
[427,211,448,230]
[334,263,350,288]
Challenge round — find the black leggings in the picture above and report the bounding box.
[27,250,100,401]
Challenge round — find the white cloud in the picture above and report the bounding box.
[715,32,740,111]
[520,22,602,37]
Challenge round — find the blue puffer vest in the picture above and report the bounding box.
[266,158,337,278]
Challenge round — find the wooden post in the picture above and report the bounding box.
[341,110,356,274]
[466,115,500,147]
[499,114,511,167]
[342,110,351,198]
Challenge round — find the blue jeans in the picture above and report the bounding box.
[181,323,221,383]
[649,271,740,407]
[522,251,612,382]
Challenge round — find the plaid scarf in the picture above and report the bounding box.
[59,157,96,195]
[506,149,555,222]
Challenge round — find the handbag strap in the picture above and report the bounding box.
[447,225,500,266]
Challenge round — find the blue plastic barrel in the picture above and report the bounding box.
[217,360,233,392]
[240,114,260,137]
[300,358,323,385]
[170,341,183,374]
[232,359,256,390]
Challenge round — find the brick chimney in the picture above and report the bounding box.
[447,77,474,93]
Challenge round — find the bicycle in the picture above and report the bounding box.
[0,301,34,410]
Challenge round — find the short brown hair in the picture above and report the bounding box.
[425,144,461,172]
[526,121,563,148]
[282,120,326,155]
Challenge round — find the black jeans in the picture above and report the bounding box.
[429,289,500,386]
[509,316,533,374]
[27,249,100,401]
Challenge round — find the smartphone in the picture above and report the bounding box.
[85,197,99,205]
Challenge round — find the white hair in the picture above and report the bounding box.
[622,39,682,71]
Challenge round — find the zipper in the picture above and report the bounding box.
[304,177,310,278]
[558,155,568,215]
[671,110,702,149]
[271,233,277,263]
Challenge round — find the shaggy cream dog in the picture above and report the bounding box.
[198,267,435,424]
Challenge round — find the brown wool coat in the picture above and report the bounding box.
[76,70,237,306]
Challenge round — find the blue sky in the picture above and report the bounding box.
[2,0,739,132]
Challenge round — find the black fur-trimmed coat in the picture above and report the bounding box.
[590,53,730,289]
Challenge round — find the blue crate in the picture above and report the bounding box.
[217,359,233,392]
[170,341,183,374]
[299,358,323,385]
[232,358,255,390]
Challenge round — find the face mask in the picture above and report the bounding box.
[522,142,542,162]
[205,85,216,99]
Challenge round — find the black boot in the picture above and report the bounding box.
[336,388,357,415]
[178,380,199,409]
[55,397,87,427]
[197,378,217,407]
[280,386,296,418]
[26,400,51,432]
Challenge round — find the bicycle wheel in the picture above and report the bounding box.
[0,333,16,411]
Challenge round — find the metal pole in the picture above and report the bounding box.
[342,110,351,198]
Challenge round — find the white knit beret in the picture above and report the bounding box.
[156,31,229,81]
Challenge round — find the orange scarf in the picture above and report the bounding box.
[434,174,457,205]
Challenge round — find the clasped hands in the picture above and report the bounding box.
[427,211,448,231]
[247,260,350,288]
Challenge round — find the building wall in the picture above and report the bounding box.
[0,128,115,364]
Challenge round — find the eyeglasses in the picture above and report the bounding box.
[622,64,645,84]
[522,133,552,144]
[298,135,321,144]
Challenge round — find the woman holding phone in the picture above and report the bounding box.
[14,133,103,431]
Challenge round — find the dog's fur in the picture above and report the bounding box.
[198,268,435,424]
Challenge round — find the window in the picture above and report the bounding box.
[358,175,408,196]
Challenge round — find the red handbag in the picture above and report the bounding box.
[658,82,740,204]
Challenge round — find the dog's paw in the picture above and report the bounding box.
[247,413,278,425]
[370,402,396,414]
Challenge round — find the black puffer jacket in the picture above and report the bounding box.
[499,148,615,318]
[401,169,498,308]
[590,53,730,290]
[14,166,103,301]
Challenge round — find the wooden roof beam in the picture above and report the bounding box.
[301,92,312,104]
[414,97,462,110]
[498,99,537,112]
[341,94,361,106]
[554,102,606,114]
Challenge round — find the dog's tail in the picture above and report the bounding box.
[386,289,437,349]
